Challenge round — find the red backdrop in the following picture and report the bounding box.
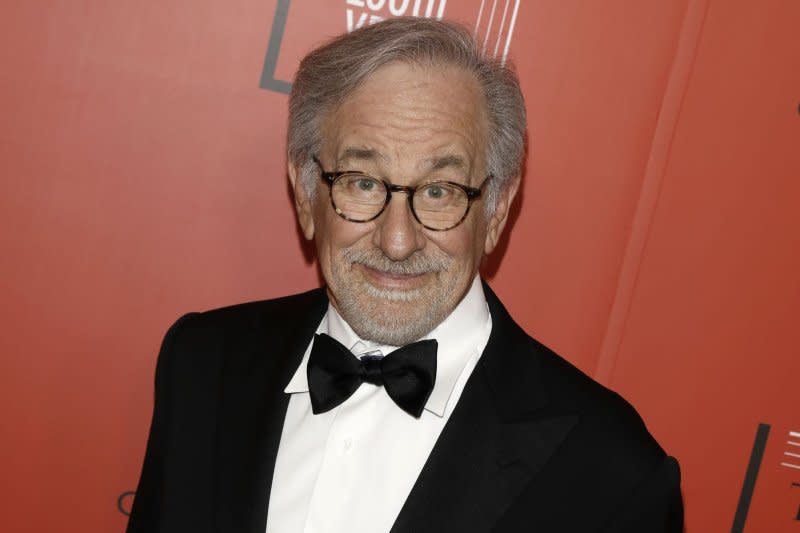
[1,0,798,531]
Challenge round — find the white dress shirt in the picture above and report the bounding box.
[265,276,492,533]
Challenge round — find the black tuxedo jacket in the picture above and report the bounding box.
[128,284,683,532]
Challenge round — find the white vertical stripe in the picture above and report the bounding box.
[789,431,800,438]
[482,0,499,53]
[788,441,800,447]
[436,0,447,20]
[785,451,800,459]
[493,0,511,56]
[500,0,520,64]
[474,0,486,36]
[781,462,800,470]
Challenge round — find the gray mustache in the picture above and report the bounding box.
[342,249,451,275]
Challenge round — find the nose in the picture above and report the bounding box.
[372,193,426,261]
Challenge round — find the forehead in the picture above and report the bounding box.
[320,62,488,175]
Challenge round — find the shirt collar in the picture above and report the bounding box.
[284,275,491,418]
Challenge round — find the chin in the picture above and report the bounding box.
[336,287,445,345]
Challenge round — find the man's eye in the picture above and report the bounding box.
[356,179,375,191]
[424,185,448,199]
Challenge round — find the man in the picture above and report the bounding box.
[128,17,683,533]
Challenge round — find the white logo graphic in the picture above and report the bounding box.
[783,430,800,470]
[344,0,519,64]
[260,0,521,93]
[474,0,520,64]
[345,0,448,31]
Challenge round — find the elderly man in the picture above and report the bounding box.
[128,17,682,533]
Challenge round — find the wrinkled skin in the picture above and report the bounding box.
[289,62,519,345]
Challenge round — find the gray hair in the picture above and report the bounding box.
[287,17,527,214]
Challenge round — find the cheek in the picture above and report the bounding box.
[428,224,485,272]
[313,204,375,259]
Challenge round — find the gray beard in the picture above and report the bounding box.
[331,247,457,346]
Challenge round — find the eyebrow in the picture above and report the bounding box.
[426,154,468,172]
[336,147,382,167]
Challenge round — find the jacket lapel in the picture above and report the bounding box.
[209,284,578,532]
[391,284,578,533]
[213,289,328,533]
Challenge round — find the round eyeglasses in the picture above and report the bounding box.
[313,156,490,231]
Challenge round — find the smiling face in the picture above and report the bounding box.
[289,62,518,345]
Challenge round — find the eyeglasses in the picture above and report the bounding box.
[313,156,490,231]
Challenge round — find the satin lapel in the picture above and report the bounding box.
[390,284,578,533]
[213,290,328,533]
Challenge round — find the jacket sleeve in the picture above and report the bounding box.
[126,313,196,533]
[601,455,684,533]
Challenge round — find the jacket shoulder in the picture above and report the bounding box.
[180,287,327,332]
[527,334,669,471]
[155,288,327,376]
[485,282,663,459]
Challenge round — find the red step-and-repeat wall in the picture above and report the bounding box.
[2,1,798,531]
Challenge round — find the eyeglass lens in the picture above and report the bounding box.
[330,173,470,230]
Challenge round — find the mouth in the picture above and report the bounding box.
[357,264,431,291]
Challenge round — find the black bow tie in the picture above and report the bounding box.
[307,333,437,418]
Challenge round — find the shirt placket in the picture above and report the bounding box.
[303,379,383,533]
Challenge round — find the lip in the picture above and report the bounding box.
[358,264,429,290]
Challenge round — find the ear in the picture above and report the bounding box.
[484,177,520,255]
[288,160,315,240]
